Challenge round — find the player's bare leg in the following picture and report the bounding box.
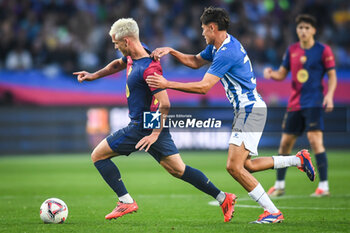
[226,143,283,223]
[160,154,237,222]
[159,153,186,178]
[91,139,119,163]
[307,130,330,197]
[226,144,259,191]
[244,156,274,172]
[243,141,315,182]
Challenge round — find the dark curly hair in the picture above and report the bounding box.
[200,6,230,31]
[295,14,317,28]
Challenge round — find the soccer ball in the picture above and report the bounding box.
[40,198,68,224]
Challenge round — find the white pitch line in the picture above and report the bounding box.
[208,201,350,210]
[224,194,350,202]
[1,193,350,200]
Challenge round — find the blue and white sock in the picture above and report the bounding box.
[274,154,290,184]
[249,183,279,214]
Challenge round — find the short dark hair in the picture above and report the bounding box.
[200,6,230,31]
[295,14,317,28]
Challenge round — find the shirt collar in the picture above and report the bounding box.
[214,34,231,50]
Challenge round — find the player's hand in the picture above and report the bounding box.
[263,67,273,80]
[151,47,172,61]
[323,94,334,112]
[146,72,169,89]
[135,133,160,152]
[72,71,94,83]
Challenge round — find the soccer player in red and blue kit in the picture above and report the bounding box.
[73,18,236,222]
[264,14,337,197]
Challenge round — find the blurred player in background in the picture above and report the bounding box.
[147,7,315,224]
[73,18,236,222]
[264,14,337,197]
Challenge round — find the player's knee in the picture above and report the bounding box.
[279,141,291,153]
[308,139,317,148]
[91,151,98,163]
[91,149,105,163]
[307,135,323,152]
[167,167,184,178]
[244,162,255,173]
[309,140,324,153]
[226,163,242,177]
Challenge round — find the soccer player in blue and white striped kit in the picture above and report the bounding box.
[147,7,316,224]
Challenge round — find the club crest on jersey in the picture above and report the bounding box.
[297,69,309,83]
[300,55,307,64]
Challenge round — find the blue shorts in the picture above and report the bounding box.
[282,108,324,136]
[106,122,179,162]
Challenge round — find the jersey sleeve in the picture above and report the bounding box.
[322,45,336,71]
[206,51,232,78]
[281,47,290,70]
[199,45,214,62]
[143,61,164,94]
[122,56,127,63]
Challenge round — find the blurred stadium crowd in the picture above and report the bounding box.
[1,0,350,74]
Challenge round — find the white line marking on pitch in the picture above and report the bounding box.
[136,194,350,199]
[208,201,350,210]
[224,194,350,202]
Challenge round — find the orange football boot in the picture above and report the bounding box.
[220,193,237,222]
[105,201,138,220]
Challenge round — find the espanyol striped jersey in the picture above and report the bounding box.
[200,34,263,111]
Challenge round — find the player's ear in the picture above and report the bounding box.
[209,23,215,32]
[312,27,316,36]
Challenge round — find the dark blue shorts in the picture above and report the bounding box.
[106,122,179,162]
[282,108,324,135]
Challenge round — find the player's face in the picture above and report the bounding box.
[296,22,316,43]
[201,23,215,45]
[112,36,129,56]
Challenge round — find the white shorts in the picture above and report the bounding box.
[229,101,267,156]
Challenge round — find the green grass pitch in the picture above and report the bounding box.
[1,150,350,233]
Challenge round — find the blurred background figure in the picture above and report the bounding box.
[5,41,33,70]
[86,108,110,149]
[0,0,349,154]
[0,0,349,73]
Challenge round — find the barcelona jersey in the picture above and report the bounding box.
[122,56,163,122]
[281,42,335,111]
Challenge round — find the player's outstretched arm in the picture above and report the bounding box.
[151,47,208,69]
[73,58,126,82]
[135,90,170,152]
[323,69,337,112]
[263,66,288,81]
[146,72,220,94]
